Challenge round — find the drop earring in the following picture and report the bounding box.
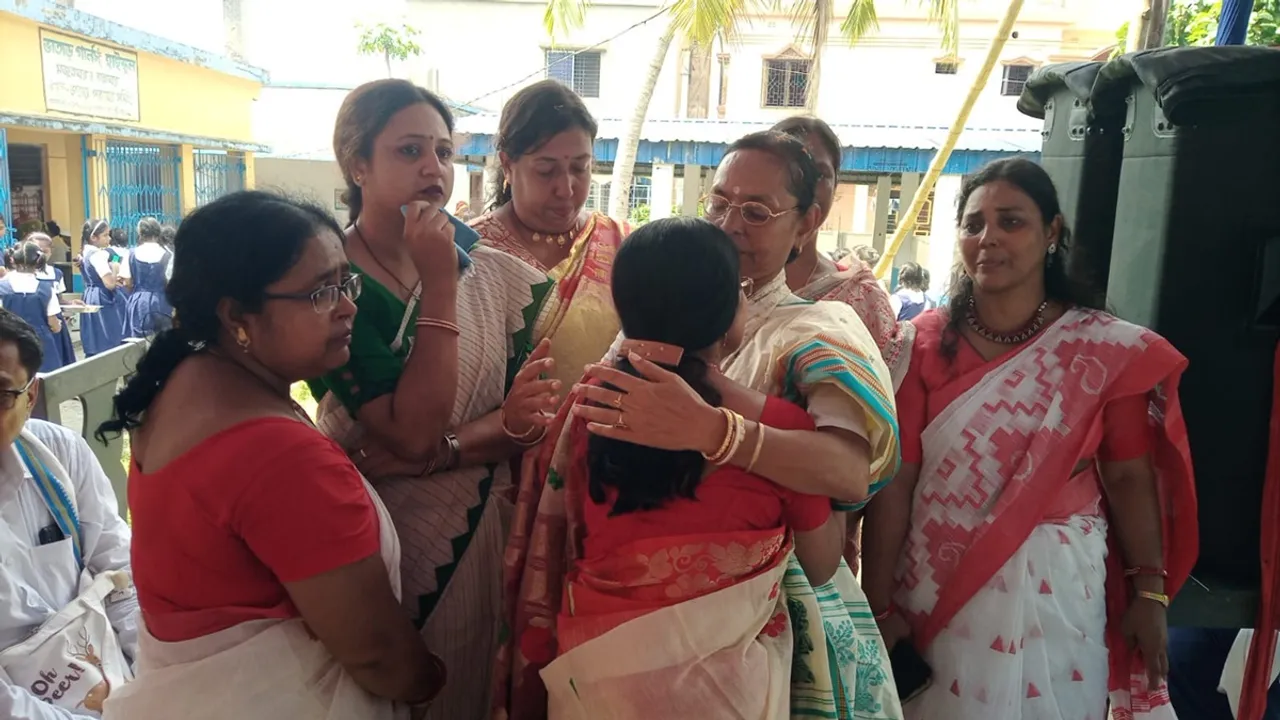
[235,327,251,352]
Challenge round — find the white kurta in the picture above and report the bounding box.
[0,420,138,719]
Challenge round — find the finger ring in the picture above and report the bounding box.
[611,394,624,410]
[613,411,628,430]
[358,448,368,459]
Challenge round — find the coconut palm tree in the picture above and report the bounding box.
[542,0,962,221]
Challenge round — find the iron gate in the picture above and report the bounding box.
[101,140,182,244]
[0,129,12,247]
[193,150,246,207]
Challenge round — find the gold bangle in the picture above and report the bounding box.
[746,423,766,473]
[710,410,745,466]
[701,408,734,462]
[415,318,460,335]
[1135,590,1170,608]
[501,408,546,447]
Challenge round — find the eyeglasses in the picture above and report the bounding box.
[263,273,362,313]
[0,376,36,412]
[702,194,798,226]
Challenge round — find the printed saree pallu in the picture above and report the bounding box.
[893,309,1198,720]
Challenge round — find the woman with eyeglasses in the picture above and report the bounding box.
[308,79,557,720]
[498,131,904,719]
[97,191,444,719]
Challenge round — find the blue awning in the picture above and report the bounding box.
[454,116,1041,175]
[1216,0,1253,44]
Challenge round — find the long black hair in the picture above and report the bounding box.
[942,158,1102,360]
[490,80,597,209]
[95,191,345,442]
[587,217,741,515]
[333,79,455,225]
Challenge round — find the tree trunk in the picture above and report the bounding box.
[609,18,678,222]
[384,50,393,78]
[804,0,832,113]
[875,0,1028,275]
[686,41,713,118]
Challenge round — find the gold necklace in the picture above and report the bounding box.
[509,208,580,247]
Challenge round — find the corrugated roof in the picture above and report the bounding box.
[454,115,1043,153]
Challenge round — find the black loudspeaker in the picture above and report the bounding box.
[1095,47,1280,628]
[1018,61,1125,298]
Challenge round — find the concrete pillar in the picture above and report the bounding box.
[927,174,964,293]
[852,183,870,235]
[85,135,109,226]
[895,172,921,268]
[243,151,256,190]
[871,175,892,253]
[682,165,702,215]
[651,163,676,220]
[179,144,197,215]
[45,139,71,236]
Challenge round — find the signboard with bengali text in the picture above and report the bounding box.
[40,30,140,122]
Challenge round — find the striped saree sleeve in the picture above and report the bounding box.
[779,331,902,512]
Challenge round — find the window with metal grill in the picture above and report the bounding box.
[545,50,602,98]
[763,58,810,108]
[1001,64,1034,96]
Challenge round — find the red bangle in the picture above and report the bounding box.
[874,604,895,622]
[1124,566,1168,578]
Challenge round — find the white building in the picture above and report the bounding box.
[67,0,1131,286]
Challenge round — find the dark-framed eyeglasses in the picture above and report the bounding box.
[0,376,37,412]
[702,194,798,226]
[263,273,362,313]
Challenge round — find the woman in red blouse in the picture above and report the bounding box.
[96,192,445,719]
[525,217,844,718]
[859,159,1198,719]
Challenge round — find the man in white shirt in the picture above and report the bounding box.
[0,309,138,718]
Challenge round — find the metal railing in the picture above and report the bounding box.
[33,340,146,517]
[102,140,182,244]
[193,150,247,207]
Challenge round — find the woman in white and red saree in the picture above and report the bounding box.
[860,158,1199,720]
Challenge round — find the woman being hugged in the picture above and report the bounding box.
[860,158,1197,719]
[309,79,556,720]
[469,80,625,392]
[497,131,904,719]
[98,191,442,719]
[534,217,847,718]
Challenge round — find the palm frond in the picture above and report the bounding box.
[923,0,961,54]
[544,0,590,44]
[791,0,834,50]
[838,0,881,43]
[669,0,753,45]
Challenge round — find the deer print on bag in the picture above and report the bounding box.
[71,627,111,712]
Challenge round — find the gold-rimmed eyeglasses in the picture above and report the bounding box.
[702,194,798,226]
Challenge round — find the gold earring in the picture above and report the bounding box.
[235,327,250,352]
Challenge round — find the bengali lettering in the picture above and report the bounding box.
[39,30,140,121]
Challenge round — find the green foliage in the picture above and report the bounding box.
[1134,0,1280,48]
[356,22,423,76]
[628,203,651,227]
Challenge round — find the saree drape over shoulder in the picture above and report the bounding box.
[471,211,625,392]
[494,272,905,720]
[794,255,914,392]
[892,309,1198,720]
[313,245,550,720]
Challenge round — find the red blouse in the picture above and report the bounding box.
[129,418,381,642]
[897,310,1152,466]
[583,396,831,560]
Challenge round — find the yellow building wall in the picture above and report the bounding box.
[4,129,88,250]
[0,13,260,143]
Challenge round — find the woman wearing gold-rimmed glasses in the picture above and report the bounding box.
[497,130,904,719]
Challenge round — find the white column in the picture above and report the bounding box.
[852,183,870,235]
[895,172,922,268]
[651,163,676,220]
[682,165,704,215]
[872,175,892,253]
[927,174,964,294]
